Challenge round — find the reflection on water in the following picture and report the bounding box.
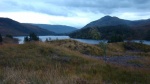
[14,36,150,45]
[73,39,150,45]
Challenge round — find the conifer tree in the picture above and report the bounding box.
[29,33,39,41]
[0,34,3,44]
[24,36,29,42]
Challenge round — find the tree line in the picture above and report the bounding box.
[69,25,150,43]
[0,33,40,45]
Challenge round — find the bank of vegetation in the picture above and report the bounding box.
[0,39,150,84]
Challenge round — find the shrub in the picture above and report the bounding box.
[123,42,150,52]
[5,34,13,39]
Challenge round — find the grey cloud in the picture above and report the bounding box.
[59,0,150,13]
[44,0,146,14]
[1,0,150,16]
[0,0,72,16]
[0,1,20,11]
[132,0,150,4]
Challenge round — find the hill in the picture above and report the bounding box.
[84,15,150,28]
[0,17,55,36]
[33,24,78,34]
[70,25,135,40]
[70,24,150,40]
[70,16,150,40]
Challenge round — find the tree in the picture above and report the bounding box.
[24,36,29,42]
[45,38,49,42]
[145,30,150,41]
[99,41,107,62]
[24,33,39,43]
[90,27,101,40]
[29,33,39,41]
[0,34,3,44]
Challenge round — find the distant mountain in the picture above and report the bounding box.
[0,17,55,36]
[70,16,150,40]
[84,15,150,28]
[33,24,78,34]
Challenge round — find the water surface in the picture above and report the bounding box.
[15,36,150,45]
[15,36,70,44]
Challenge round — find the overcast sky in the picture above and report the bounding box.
[1,0,150,28]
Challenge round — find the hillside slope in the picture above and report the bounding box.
[70,25,134,40]
[132,23,150,40]
[33,24,78,34]
[0,17,55,36]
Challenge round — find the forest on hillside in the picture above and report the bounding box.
[69,25,150,41]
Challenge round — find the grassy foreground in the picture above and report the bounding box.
[0,40,150,84]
